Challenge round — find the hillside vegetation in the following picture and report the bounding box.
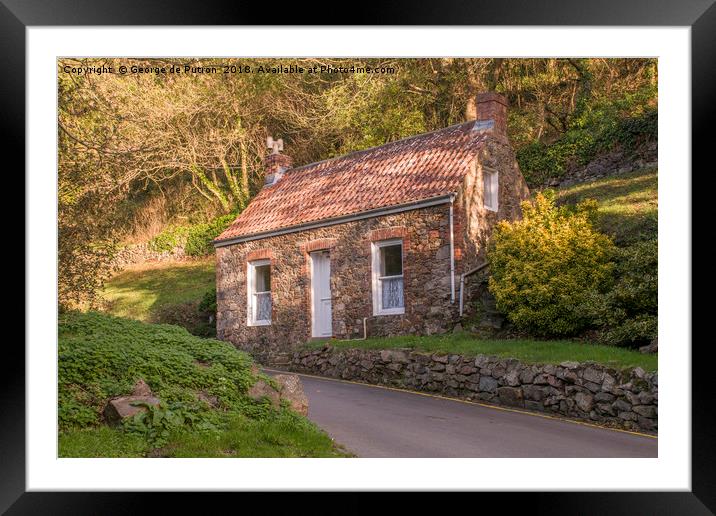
[102,259,215,321]
[556,167,657,245]
[484,167,658,347]
[58,312,349,457]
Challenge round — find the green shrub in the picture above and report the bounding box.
[199,288,217,314]
[152,301,216,338]
[148,225,191,253]
[58,312,261,432]
[184,213,236,256]
[148,213,236,257]
[487,191,616,337]
[592,239,658,347]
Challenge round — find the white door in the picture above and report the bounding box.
[310,251,332,337]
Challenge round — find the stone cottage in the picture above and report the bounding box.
[214,92,530,361]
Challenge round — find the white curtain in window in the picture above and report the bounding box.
[381,276,404,309]
[255,291,272,321]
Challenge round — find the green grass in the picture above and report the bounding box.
[101,259,215,321]
[165,413,350,458]
[59,426,150,458]
[59,312,349,458]
[308,333,657,371]
[556,167,657,245]
[60,413,351,458]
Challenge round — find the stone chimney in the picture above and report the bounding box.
[264,136,293,186]
[476,92,509,137]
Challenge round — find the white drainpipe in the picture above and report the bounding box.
[459,262,490,316]
[449,196,456,304]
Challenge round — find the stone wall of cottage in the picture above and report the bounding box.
[285,346,658,433]
[457,136,531,266]
[216,204,466,363]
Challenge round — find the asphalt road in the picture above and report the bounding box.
[267,370,658,458]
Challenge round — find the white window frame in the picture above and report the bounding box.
[247,258,271,326]
[371,239,405,316]
[483,167,499,212]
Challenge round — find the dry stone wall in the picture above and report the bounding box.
[113,243,186,269]
[284,346,658,433]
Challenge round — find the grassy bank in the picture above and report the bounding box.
[59,312,349,458]
[101,259,215,322]
[306,334,657,371]
[556,167,657,245]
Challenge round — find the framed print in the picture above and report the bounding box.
[6,0,713,512]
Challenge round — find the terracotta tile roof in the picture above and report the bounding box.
[216,120,489,242]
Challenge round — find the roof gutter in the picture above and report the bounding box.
[213,194,455,248]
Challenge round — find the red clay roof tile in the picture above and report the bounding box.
[216,120,489,242]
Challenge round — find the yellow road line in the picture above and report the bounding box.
[264,367,658,440]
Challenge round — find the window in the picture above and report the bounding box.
[372,239,405,315]
[247,259,271,325]
[483,168,499,211]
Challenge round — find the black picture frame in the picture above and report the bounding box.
[5,1,711,513]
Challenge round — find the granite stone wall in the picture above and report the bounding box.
[216,204,464,363]
[113,243,186,269]
[284,346,658,433]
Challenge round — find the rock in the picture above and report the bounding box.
[582,367,604,384]
[601,374,616,393]
[132,379,153,397]
[575,392,594,412]
[453,323,463,334]
[475,355,490,368]
[274,374,309,416]
[523,384,546,401]
[104,395,160,425]
[639,338,658,354]
[196,390,219,408]
[247,377,282,409]
[594,392,615,403]
[546,375,564,388]
[432,354,449,364]
[637,416,656,431]
[524,400,545,412]
[618,411,637,421]
[638,391,656,405]
[632,405,657,419]
[596,403,616,416]
[479,375,498,393]
[583,381,601,393]
[380,349,409,364]
[504,370,521,387]
[560,361,580,370]
[497,386,524,407]
[533,374,548,385]
[458,364,477,375]
[613,399,631,412]
[632,367,646,379]
[519,368,536,384]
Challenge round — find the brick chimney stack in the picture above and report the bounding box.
[476,92,509,137]
[264,136,293,186]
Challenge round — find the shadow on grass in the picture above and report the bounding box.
[556,168,657,244]
[102,260,215,322]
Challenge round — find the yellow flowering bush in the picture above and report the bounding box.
[488,191,616,337]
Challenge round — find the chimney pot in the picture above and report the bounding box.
[476,92,509,137]
[263,139,293,186]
